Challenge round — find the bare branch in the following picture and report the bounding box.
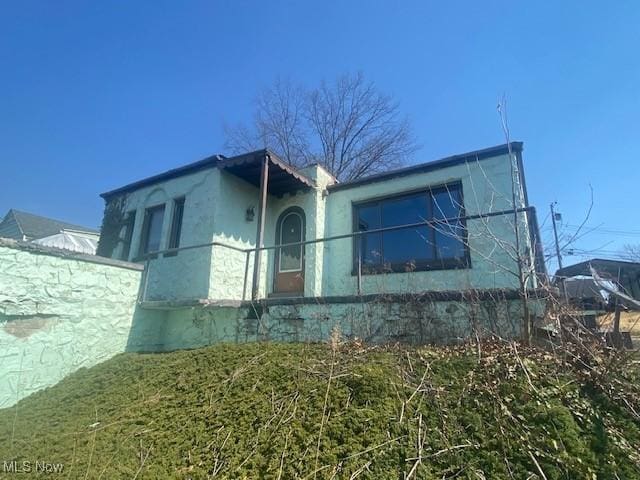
[224,73,418,180]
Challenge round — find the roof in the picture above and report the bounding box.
[100,142,522,199]
[327,142,523,192]
[219,149,315,196]
[556,258,640,303]
[101,154,223,199]
[100,150,315,199]
[556,258,640,279]
[32,231,98,255]
[0,209,99,241]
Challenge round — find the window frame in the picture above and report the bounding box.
[276,209,305,273]
[351,182,470,275]
[119,210,136,261]
[138,203,166,259]
[165,197,185,257]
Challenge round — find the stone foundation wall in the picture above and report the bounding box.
[129,292,544,352]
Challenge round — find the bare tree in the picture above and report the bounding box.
[621,244,640,262]
[224,73,418,181]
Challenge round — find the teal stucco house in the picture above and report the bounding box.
[96,142,546,346]
[0,142,548,407]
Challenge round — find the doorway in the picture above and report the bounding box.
[273,207,305,295]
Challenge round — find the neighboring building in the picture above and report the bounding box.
[562,278,608,311]
[556,258,640,310]
[97,142,546,303]
[0,209,99,255]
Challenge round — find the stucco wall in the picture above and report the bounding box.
[100,151,534,303]
[0,239,144,408]
[103,168,219,301]
[322,153,534,296]
[209,165,332,300]
[209,170,262,300]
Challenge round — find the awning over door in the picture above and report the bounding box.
[219,150,315,196]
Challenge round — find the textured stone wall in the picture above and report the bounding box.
[131,292,543,352]
[0,239,143,408]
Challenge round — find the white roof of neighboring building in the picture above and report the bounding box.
[32,230,98,255]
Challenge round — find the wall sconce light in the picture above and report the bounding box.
[246,206,255,222]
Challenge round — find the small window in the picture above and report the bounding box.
[120,211,136,261]
[166,197,185,256]
[139,204,165,257]
[354,183,468,274]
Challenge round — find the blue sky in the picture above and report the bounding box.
[1,1,639,271]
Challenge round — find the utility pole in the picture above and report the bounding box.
[550,202,563,270]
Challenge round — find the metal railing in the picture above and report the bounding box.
[138,206,540,303]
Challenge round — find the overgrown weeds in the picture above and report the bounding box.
[0,341,638,479]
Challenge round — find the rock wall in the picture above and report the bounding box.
[133,291,543,352]
[0,239,143,408]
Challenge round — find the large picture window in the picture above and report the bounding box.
[353,183,468,273]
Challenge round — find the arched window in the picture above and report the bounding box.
[278,211,303,272]
[274,207,305,294]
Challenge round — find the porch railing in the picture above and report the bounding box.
[137,205,542,303]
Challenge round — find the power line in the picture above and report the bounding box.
[561,224,640,236]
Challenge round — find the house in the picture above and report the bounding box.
[555,259,640,348]
[0,143,549,407]
[555,259,640,308]
[97,142,545,306]
[561,278,608,311]
[0,209,99,255]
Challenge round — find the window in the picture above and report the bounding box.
[353,183,468,273]
[278,211,303,272]
[139,204,165,257]
[166,197,185,255]
[120,211,136,261]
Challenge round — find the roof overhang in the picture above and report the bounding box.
[327,142,523,193]
[556,259,640,279]
[100,150,315,200]
[219,150,315,196]
[100,155,222,199]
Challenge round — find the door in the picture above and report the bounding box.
[274,208,305,295]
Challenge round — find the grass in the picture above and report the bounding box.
[1,341,639,479]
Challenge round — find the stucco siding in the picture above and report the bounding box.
[209,170,261,299]
[209,166,329,300]
[105,168,219,301]
[99,150,535,302]
[322,153,533,296]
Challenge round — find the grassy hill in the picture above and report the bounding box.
[1,341,639,479]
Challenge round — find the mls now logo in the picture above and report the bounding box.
[3,460,64,473]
